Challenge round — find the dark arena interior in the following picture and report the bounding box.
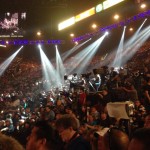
[0,0,150,150]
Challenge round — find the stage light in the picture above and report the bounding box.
[70,33,74,37]
[37,31,41,36]
[114,14,120,20]
[140,3,146,9]
[38,44,41,48]
[55,45,57,48]
[105,31,109,35]
[92,24,97,29]
[129,27,133,31]
[75,41,78,45]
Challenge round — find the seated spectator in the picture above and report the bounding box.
[128,128,150,150]
[55,114,91,150]
[79,105,87,124]
[98,112,112,128]
[90,106,100,122]
[45,105,55,121]
[54,100,65,114]
[26,120,62,150]
[0,133,24,150]
[86,115,98,129]
[1,118,14,136]
[132,100,146,128]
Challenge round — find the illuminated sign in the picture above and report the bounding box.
[103,0,124,10]
[58,0,125,30]
[96,0,124,12]
[75,7,95,22]
[58,17,75,31]
[103,0,110,10]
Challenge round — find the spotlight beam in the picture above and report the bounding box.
[56,45,66,86]
[101,22,149,67]
[62,38,91,61]
[67,34,106,74]
[126,19,147,48]
[121,25,150,65]
[0,46,23,77]
[112,26,126,67]
[39,45,57,90]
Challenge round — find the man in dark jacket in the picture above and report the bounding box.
[55,114,91,150]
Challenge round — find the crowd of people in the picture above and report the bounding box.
[0,39,150,150]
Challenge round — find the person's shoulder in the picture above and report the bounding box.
[71,135,91,149]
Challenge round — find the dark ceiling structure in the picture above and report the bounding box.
[0,0,149,38]
[0,0,149,59]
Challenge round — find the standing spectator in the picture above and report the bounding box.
[55,114,91,150]
[45,105,55,121]
[94,73,101,92]
[122,82,138,102]
[26,120,62,150]
[78,88,86,106]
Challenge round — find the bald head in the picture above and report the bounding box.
[102,128,129,150]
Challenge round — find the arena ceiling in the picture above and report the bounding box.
[0,0,149,39]
[0,0,150,59]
